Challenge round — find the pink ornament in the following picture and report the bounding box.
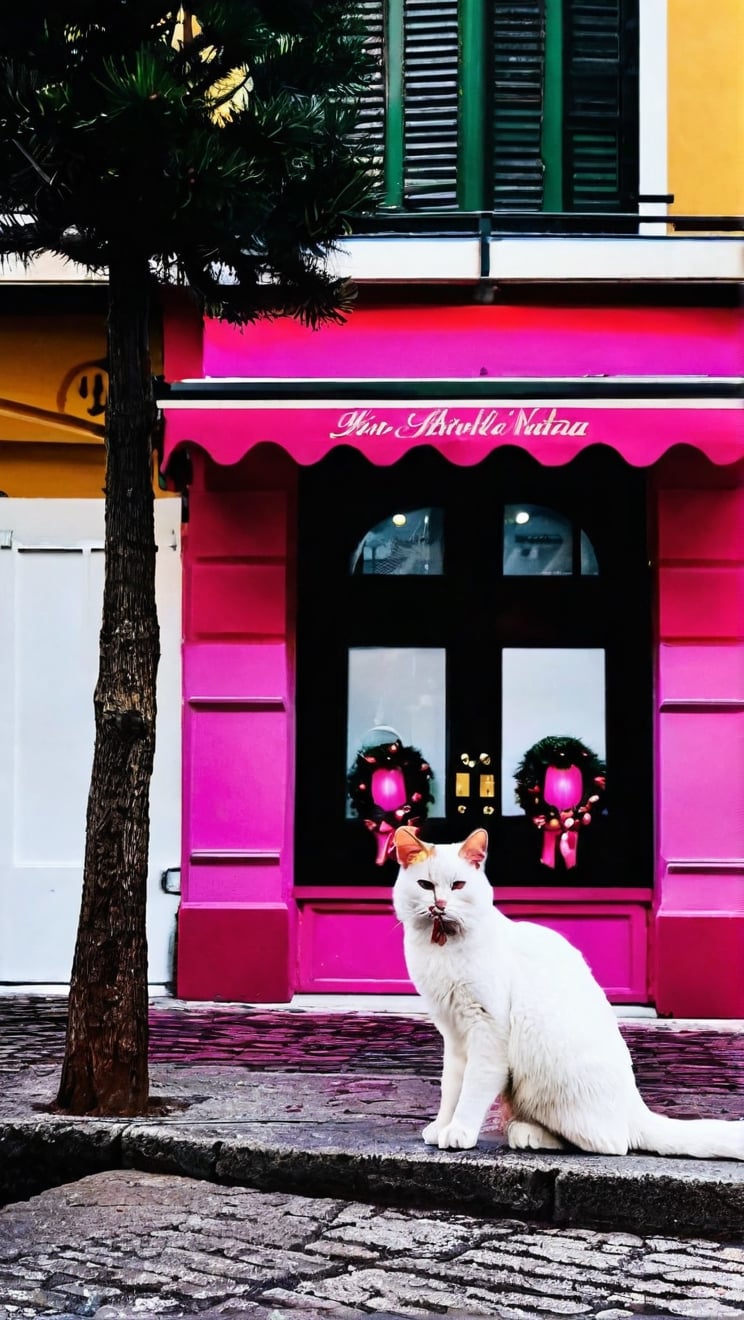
[371,767,407,811]
[411,792,422,802]
[543,765,583,812]
[564,816,575,829]
[582,813,592,826]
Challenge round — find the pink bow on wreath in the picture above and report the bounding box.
[363,818,397,865]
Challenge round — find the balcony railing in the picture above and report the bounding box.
[350,210,744,237]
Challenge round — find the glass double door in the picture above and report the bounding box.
[296,446,652,890]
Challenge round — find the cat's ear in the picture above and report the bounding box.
[458,829,488,869]
[394,827,433,869]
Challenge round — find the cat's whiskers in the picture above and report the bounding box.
[414,903,465,938]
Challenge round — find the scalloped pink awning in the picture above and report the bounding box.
[161,303,744,468]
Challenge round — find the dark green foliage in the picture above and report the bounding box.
[0,1,378,324]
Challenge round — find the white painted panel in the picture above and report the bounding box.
[638,0,668,232]
[330,235,742,283]
[329,237,481,282]
[15,550,95,864]
[8,232,741,287]
[0,253,105,283]
[0,499,182,985]
[487,237,744,282]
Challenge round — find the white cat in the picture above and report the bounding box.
[393,826,744,1160]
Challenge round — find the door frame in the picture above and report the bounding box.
[296,445,653,892]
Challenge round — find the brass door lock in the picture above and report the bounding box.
[456,753,495,809]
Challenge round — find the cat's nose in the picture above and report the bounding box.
[434,897,447,911]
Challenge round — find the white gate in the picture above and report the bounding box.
[0,499,181,986]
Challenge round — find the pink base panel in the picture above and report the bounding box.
[297,900,412,994]
[297,889,650,1001]
[178,903,292,1002]
[501,902,648,1002]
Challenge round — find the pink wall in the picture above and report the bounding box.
[202,304,744,380]
[653,470,744,1016]
[177,450,298,1001]
[169,296,744,1011]
[163,302,743,472]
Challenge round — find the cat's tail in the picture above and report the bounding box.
[631,1103,744,1161]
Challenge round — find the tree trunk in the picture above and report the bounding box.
[57,255,159,1116]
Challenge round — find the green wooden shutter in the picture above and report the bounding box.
[354,0,387,189]
[403,0,460,208]
[563,0,638,211]
[491,0,546,211]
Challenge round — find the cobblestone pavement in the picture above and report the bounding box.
[2,999,744,1316]
[1,1168,743,1320]
[0,998,743,1121]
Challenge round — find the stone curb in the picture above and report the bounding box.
[3,1115,743,1240]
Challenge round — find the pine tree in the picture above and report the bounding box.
[0,3,376,1115]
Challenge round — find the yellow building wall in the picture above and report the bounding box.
[0,442,105,497]
[668,0,744,217]
[0,305,169,498]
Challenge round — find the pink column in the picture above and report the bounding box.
[177,448,298,1001]
[653,465,744,1016]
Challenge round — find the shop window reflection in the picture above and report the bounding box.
[350,507,443,576]
[501,648,606,816]
[504,504,598,576]
[346,647,446,816]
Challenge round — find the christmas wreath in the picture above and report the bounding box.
[348,739,434,865]
[513,735,606,870]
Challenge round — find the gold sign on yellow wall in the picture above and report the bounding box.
[57,360,109,424]
[0,312,168,498]
[0,315,108,444]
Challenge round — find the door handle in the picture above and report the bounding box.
[455,753,494,811]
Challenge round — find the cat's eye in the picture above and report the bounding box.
[417,879,434,890]
[452,881,466,890]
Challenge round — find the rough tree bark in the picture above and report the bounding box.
[57,254,160,1116]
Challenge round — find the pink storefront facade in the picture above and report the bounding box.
[160,296,744,1016]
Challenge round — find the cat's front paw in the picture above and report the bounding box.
[422,1120,441,1145]
[437,1121,479,1150]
